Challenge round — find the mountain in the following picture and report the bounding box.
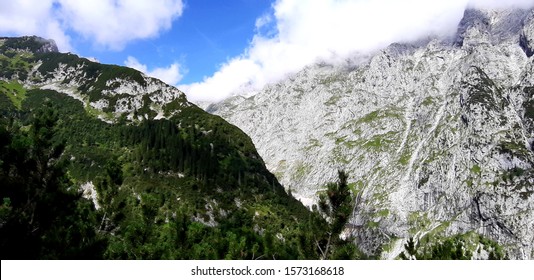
[208,8,534,259]
[0,36,336,259]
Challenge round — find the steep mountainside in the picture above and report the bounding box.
[0,36,328,259]
[209,8,534,259]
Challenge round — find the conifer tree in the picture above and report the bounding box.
[316,170,355,259]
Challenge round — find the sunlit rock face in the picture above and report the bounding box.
[1,37,192,123]
[208,8,534,259]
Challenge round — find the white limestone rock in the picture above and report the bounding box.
[208,7,534,259]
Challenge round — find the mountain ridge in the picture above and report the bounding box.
[0,36,336,260]
[208,7,534,259]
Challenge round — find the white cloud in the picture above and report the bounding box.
[58,0,184,50]
[125,56,184,85]
[0,0,184,51]
[469,0,534,9]
[183,0,534,103]
[255,14,272,30]
[0,0,73,50]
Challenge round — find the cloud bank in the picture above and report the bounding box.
[183,0,534,103]
[125,56,184,86]
[0,0,184,51]
[468,0,534,9]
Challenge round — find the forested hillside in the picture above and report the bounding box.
[0,36,359,259]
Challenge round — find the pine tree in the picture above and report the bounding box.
[316,170,355,259]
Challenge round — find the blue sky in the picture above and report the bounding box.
[1,0,534,102]
[74,0,273,85]
[0,0,275,89]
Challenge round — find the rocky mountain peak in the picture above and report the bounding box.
[454,7,532,50]
[0,35,58,54]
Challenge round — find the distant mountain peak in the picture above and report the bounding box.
[0,35,58,54]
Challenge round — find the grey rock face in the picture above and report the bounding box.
[36,38,59,53]
[456,8,531,47]
[520,10,534,57]
[209,8,534,259]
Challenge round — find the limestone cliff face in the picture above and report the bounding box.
[521,9,534,57]
[208,8,534,259]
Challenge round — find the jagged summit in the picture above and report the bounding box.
[0,36,58,54]
[454,7,533,53]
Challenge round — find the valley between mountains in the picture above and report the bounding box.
[1,6,533,260]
